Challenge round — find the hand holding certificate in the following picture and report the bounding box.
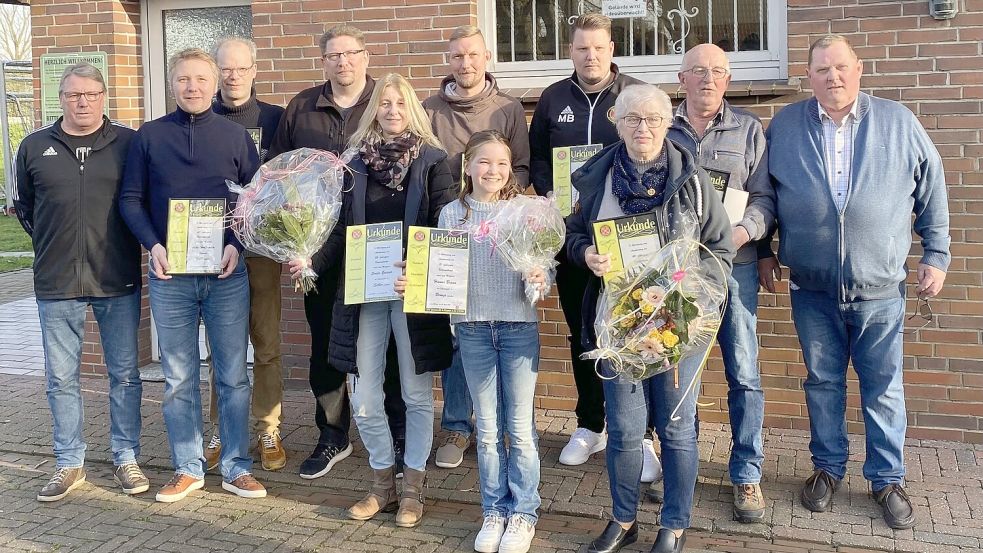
[592,212,663,285]
[166,198,226,274]
[403,226,470,315]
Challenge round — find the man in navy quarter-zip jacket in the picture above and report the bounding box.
[15,63,147,503]
[120,48,266,505]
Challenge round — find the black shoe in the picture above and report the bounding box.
[801,469,840,512]
[874,483,916,529]
[644,479,664,504]
[394,439,405,479]
[650,528,686,553]
[299,442,353,480]
[587,521,638,553]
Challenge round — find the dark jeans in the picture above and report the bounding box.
[305,272,405,448]
[555,256,605,433]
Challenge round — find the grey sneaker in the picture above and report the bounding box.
[114,463,150,495]
[435,432,470,468]
[733,483,766,523]
[37,467,86,502]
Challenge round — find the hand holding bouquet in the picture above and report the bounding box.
[227,147,350,293]
[476,194,565,303]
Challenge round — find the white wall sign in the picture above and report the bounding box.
[602,0,646,19]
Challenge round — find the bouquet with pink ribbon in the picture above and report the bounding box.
[474,194,565,303]
[227,147,350,293]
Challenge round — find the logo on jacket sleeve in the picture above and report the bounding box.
[42,146,58,157]
[558,105,575,123]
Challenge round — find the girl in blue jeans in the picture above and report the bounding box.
[439,130,550,553]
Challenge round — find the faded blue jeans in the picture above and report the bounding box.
[149,259,252,483]
[602,348,703,530]
[37,290,142,468]
[716,261,765,484]
[456,321,541,524]
[440,338,474,437]
[790,288,907,490]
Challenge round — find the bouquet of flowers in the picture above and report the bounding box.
[227,147,350,293]
[583,214,728,382]
[476,194,565,303]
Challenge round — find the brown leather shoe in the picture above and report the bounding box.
[348,467,398,520]
[204,434,221,471]
[258,431,287,471]
[155,473,204,503]
[222,474,267,499]
[395,467,426,528]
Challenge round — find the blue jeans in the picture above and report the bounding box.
[350,300,433,472]
[439,339,474,437]
[790,288,907,490]
[716,262,765,484]
[149,259,252,482]
[603,350,702,529]
[37,290,142,468]
[456,321,541,524]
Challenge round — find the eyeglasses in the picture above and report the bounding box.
[685,66,730,79]
[220,65,255,77]
[621,115,665,129]
[901,295,934,334]
[322,49,366,62]
[62,91,104,103]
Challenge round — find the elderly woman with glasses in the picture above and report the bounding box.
[565,84,735,553]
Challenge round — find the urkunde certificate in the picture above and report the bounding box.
[553,143,602,216]
[166,198,225,274]
[592,212,663,285]
[344,221,403,305]
[403,226,469,315]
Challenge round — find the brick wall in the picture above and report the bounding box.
[28,0,983,442]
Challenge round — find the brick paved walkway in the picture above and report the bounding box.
[0,269,44,378]
[1,374,980,552]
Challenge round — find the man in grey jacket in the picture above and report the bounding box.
[667,43,772,524]
[766,35,949,530]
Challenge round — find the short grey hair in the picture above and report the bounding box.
[59,63,106,95]
[319,25,366,54]
[213,36,257,66]
[614,84,672,120]
[167,48,221,85]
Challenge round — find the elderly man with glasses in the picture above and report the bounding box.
[667,43,773,524]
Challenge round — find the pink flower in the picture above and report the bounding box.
[672,270,686,282]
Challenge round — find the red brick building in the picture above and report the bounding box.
[21,0,983,442]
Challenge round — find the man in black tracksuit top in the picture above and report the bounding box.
[528,14,648,470]
[14,63,147,502]
[267,25,406,479]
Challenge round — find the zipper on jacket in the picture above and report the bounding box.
[573,80,615,145]
[188,113,195,158]
[78,163,85,297]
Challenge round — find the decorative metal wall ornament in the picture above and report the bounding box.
[668,0,700,54]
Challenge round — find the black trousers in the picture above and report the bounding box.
[305,272,406,448]
[555,254,606,433]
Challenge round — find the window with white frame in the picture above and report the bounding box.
[480,0,787,89]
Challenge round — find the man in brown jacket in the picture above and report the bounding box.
[422,25,530,470]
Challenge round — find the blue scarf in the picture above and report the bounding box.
[611,143,669,215]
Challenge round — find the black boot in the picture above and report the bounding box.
[650,528,686,553]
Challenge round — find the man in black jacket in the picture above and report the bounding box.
[14,63,148,502]
[268,25,406,480]
[528,14,660,477]
[203,36,287,473]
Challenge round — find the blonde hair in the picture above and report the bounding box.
[167,48,220,85]
[348,73,444,150]
[458,130,522,222]
[571,13,613,41]
[449,25,483,43]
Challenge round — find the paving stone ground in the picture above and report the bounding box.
[0,374,981,553]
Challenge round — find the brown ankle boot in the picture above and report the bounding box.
[348,467,397,520]
[396,467,426,527]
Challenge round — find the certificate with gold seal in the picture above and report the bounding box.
[592,212,662,285]
[403,226,470,315]
[344,221,403,305]
[552,143,602,216]
[166,198,226,274]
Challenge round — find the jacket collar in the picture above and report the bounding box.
[172,105,215,124]
[435,73,499,112]
[673,99,740,133]
[808,92,870,125]
[213,88,258,114]
[346,144,445,225]
[316,75,376,111]
[51,115,118,151]
[573,139,699,205]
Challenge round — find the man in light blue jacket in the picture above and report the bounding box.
[766,35,949,530]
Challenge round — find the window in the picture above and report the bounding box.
[480,0,787,88]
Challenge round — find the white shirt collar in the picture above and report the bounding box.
[817,98,859,125]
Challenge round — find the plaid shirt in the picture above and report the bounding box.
[817,101,860,211]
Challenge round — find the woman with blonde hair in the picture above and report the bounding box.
[290,72,455,528]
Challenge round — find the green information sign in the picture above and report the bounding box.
[40,52,109,125]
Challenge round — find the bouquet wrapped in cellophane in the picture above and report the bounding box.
[582,213,728,383]
[476,194,565,303]
[227,147,351,293]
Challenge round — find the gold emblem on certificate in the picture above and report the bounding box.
[553,143,602,216]
[166,198,226,274]
[344,221,403,305]
[592,212,663,285]
[403,226,470,315]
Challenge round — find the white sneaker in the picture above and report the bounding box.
[558,427,606,466]
[474,513,507,553]
[641,438,663,483]
[498,515,536,553]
